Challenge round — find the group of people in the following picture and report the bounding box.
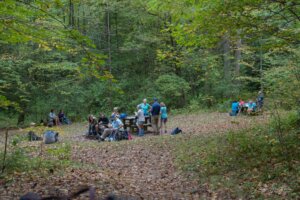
[86,98,168,142]
[48,109,70,126]
[136,98,168,136]
[87,111,125,142]
[230,91,264,116]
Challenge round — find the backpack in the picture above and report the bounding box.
[120,113,127,119]
[28,131,42,141]
[108,130,129,141]
[171,127,182,135]
[43,130,59,144]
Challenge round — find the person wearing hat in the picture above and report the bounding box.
[151,98,161,135]
[99,114,124,141]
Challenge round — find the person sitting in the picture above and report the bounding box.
[239,99,246,113]
[99,115,124,141]
[230,100,239,116]
[87,115,98,136]
[98,113,109,125]
[48,109,59,126]
[58,109,70,124]
[247,100,257,114]
[96,113,109,134]
[110,107,119,121]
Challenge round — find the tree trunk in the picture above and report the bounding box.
[235,34,241,77]
[1,129,8,173]
[82,3,86,34]
[235,33,242,94]
[77,2,80,30]
[259,38,264,91]
[106,2,112,109]
[17,111,25,125]
[222,33,231,82]
[69,0,74,27]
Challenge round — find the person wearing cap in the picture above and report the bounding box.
[151,98,161,135]
[99,114,124,141]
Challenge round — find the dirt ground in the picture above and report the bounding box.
[0,112,268,199]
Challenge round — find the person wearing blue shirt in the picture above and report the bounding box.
[230,101,239,116]
[151,98,161,135]
[247,100,257,113]
[99,115,124,141]
[160,102,168,134]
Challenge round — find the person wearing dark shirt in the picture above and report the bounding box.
[96,113,109,134]
[257,91,264,111]
[58,109,65,123]
[98,113,109,125]
[151,98,161,135]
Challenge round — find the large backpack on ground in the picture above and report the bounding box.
[44,130,59,144]
[28,131,42,141]
[171,127,182,135]
[108,130,129,141]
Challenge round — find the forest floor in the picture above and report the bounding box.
[0,112,269,199]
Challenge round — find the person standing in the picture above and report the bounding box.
[138,98,151,125]
[151,98,161,135]
[257,91,264,111]
[160,102,168,134]
[139,98,151,117]
[136,105,145,136]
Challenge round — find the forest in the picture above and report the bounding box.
[0,0,299,199]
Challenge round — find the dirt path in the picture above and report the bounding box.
[0,112,268,199]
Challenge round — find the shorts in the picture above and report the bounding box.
[161,118,168,123]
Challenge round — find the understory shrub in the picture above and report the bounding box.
[175,111,300,199]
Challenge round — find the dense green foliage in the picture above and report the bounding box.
[0,1,299,124]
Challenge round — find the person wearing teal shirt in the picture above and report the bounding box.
[160,102,168,134]
[139,99,151,116]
